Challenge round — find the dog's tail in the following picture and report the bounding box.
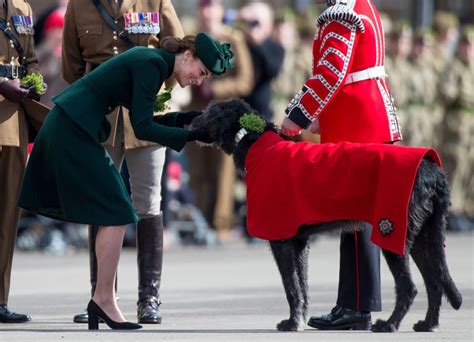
[433,167,463,310]
[443,276,463,310]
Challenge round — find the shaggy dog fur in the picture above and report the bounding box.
[190,99,462,333]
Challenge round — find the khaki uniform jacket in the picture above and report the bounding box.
[438,57,474,216]
[62,0,183,149]
[0,0,40,147]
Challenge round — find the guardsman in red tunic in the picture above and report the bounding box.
[281,0,402,330]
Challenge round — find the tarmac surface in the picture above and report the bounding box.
[1,232,473,341]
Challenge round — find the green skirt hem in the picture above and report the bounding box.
[20,206,139,226]
[18,107,139,226]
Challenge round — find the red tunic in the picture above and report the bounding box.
[286,0,401,143]
[244,132,440,255]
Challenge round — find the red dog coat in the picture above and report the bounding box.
[244,132,441,255]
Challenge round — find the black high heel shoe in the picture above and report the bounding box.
[87,299,142,330]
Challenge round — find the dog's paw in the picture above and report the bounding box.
[371,319,397,333]
[276,319,304,332]
[413,320,438,332]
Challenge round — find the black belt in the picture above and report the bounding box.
[0,64,26,79]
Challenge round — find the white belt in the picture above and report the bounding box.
[345,66,386,85]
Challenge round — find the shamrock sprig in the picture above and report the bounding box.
[239,112,266,134]
[21,72,46,94]
[154,88,172,113]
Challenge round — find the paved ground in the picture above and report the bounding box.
[1,232,473,341]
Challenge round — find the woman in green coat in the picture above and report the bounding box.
[18,33,233,330]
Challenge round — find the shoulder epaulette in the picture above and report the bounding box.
[317,5,365,32]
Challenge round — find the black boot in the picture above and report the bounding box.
[137,214,163,324]
[0,305,31,323]
[73,225,99,324]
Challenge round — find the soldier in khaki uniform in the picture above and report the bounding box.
[406,28,442,148]
[385,22,412,145]
[432,11,459,74]
[438,26,474,226]
[0,0,47,323]
[62,0,183,324]
[185,0,253,237]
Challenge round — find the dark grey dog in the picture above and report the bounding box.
[190,99,462,333]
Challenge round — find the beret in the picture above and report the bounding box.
[195,32,234,75]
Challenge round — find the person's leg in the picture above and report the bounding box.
[91,225,126,323]
[186,143,216,225]
[0,146,24,306]
[0,111,30,323]
[308,224,380,330]
[125,144,166,323]
[337,225,381,312]
[73,127,124,324]
[213,152,235,238]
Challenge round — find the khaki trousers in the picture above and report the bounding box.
[186,142,235,232]
[0,110,28,304]
[104,111,165,217]
[448,112,474,217]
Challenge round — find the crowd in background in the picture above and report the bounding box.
[16,0,473,254]
[384,12,474,233]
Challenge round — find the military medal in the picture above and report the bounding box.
[25,16,34,34]
[137,12,144,33]
[12,16,22,34]
[125,11,159,35]
[145,12,153,34]
[142,12,148,34]
[131,12,139,34]
[12,15,34,35]
[12,16,24,34]
[151,12,160,34]
[20,16,27,34]
[124,12,132,33]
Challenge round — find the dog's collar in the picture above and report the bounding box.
[235,128,249,145]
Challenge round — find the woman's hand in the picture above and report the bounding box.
[187,129,214,144]
[281,117,302,136]
[176,111,203,127]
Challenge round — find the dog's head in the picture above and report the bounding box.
[190,99,276,155]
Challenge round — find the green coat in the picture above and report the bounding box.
[18,47,190,225]
[53,47,189,151]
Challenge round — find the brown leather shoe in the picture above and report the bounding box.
[0,305,31,323]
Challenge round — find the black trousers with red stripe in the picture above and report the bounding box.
[336,224,382,312]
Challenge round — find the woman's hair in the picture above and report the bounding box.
[160,35,196,55]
